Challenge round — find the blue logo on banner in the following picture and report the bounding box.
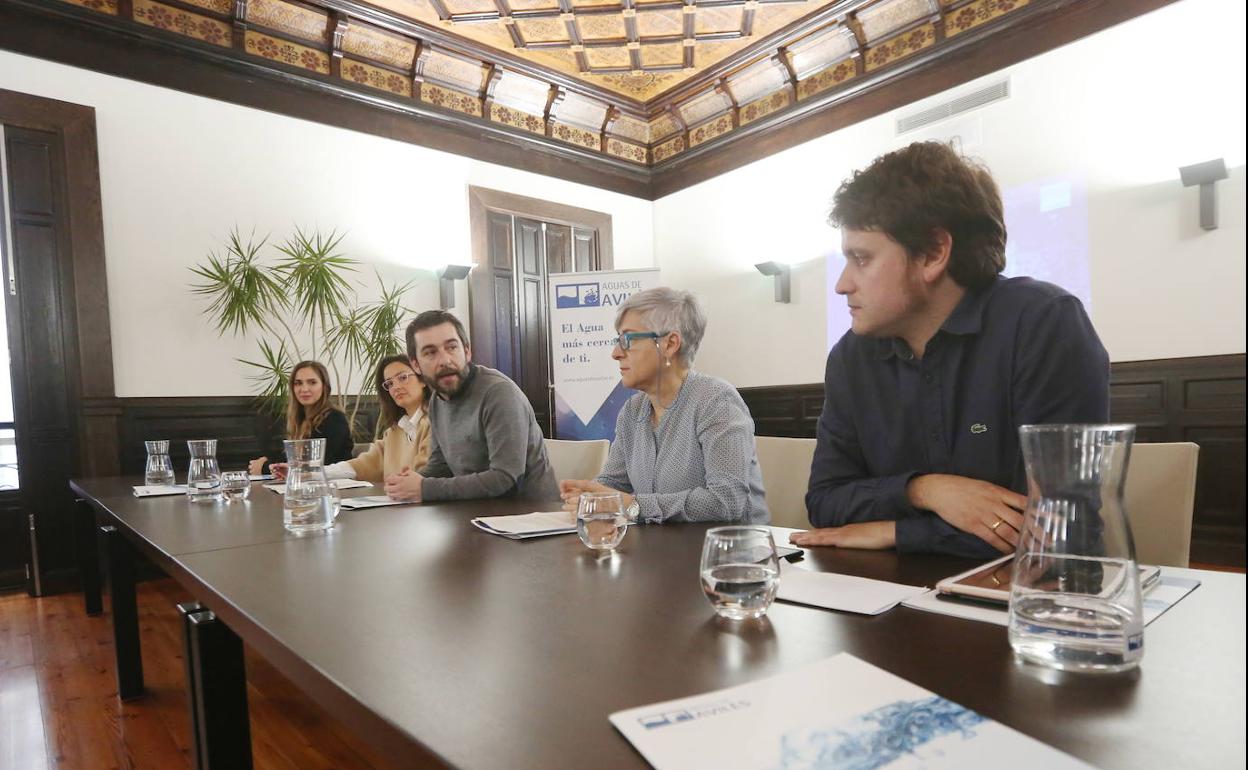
[556,283,600,308]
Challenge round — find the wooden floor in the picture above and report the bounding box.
[0,578,400,770]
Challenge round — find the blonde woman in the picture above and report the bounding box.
[249,361,353,476]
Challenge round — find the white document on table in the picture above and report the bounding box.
[775,562,928,615]
[609,652,1094,770]
[133,485,187,497]
[902,573,1201,627]
[471,511,577,539]
[339,495,409,510]
[264,479,373,494]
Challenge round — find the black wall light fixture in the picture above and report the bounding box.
[439,264,472,309]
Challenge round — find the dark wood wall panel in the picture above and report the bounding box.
[740,355,1246,568]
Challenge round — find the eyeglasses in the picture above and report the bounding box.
[613,331,668,351]
[382,371,419,391]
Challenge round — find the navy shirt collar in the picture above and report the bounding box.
[875,277,1000,360]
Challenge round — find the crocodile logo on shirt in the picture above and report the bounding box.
[970,423,988,434]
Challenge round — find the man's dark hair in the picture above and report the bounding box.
[829,141,1007,290]
[405,310,470,361]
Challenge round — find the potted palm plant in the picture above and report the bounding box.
[190,227,417,438]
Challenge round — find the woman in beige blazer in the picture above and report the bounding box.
[324,355,431,482]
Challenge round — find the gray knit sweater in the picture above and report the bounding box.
[422,365,559,502]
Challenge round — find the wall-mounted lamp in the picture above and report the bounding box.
[1179,158,1228,231]
[754,261,791,303]
[438,264,472,309]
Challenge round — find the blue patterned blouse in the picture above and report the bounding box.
[597,371,770,524]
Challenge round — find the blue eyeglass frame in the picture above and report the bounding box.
[615,331,668,351]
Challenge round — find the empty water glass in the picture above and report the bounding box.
[577,492,628,551]
[700,526,780,621]
[221,470,251,502]
[144,440,175,487]
[186,439,222,503]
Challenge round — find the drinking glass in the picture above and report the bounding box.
[700,526,780,621]
[144,440,175,487]
[221,470,251,502]
[576,492,627,551]
[185,439,222,502]
[283,438,339,534]
[1008,424,1144,673]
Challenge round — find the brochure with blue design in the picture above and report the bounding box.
[609,653,1093,770]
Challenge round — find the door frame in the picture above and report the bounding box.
[0,88,118,480]
[465,186,614,373]
[1,89,117,591]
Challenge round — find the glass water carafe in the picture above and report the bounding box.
[144,440,175,487]
[283,438,339,534]
[185,439,222,502]
[1008,424,1144,673]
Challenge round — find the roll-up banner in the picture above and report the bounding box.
[548,268,662,440]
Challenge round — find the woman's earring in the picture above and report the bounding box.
[665,358,671,367]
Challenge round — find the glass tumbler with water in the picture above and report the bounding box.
[144,440,175,487]
[221,470,251,502]
[577,492,628,551]
[185,439,222,502]
[283,438,339,534]
[700,526,780,621]
[1008,423,1144,673]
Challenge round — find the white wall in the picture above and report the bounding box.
[654,0,1247,387]
[2,0,1244,397]
[0,50,654,396]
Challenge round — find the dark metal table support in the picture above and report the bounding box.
[101,524,144,700]
[76,498,102,616]
[185,607,254,770]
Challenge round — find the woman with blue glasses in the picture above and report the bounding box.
[559,287,769,524]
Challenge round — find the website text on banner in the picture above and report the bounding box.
[549,269,662,440]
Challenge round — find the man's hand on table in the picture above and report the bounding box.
[906,473,1025,553]
[384,467,423,502]
[789,520,896,549]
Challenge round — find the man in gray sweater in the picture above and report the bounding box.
[381,309,559,503]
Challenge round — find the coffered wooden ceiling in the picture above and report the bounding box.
[2,0,1172,197]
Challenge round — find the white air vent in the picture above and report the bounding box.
[896,78,1010,135]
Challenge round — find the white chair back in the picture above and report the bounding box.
[754,436,818,529]
[544,438,611,483]
[1124,442,1199,568]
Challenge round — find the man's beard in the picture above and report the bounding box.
[424,362,471,398]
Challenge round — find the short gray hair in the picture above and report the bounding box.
[615,287,707,363]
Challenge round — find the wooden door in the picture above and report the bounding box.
[473,213,601,437]
[0,125,82,593]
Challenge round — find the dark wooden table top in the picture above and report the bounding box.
[76,477,1247,770]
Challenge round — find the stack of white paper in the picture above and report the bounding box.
[339,495,408,510]
[264,479,373,494]
[471,511,577,539]
[775,562,929,615]
[609,653,1094,770]
[133,485,187,497]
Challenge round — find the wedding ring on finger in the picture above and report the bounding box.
[989,517,1005,532]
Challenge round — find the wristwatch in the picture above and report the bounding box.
[624,498,640,522]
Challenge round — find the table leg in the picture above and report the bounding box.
[185,608,254,770]
[101,525,144,700]
[76,499,102,616]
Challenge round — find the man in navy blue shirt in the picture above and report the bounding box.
[791,142,1109,559]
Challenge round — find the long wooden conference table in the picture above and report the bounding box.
[70,476,1246,770]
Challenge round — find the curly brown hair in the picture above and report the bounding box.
[829,141,1007,290]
